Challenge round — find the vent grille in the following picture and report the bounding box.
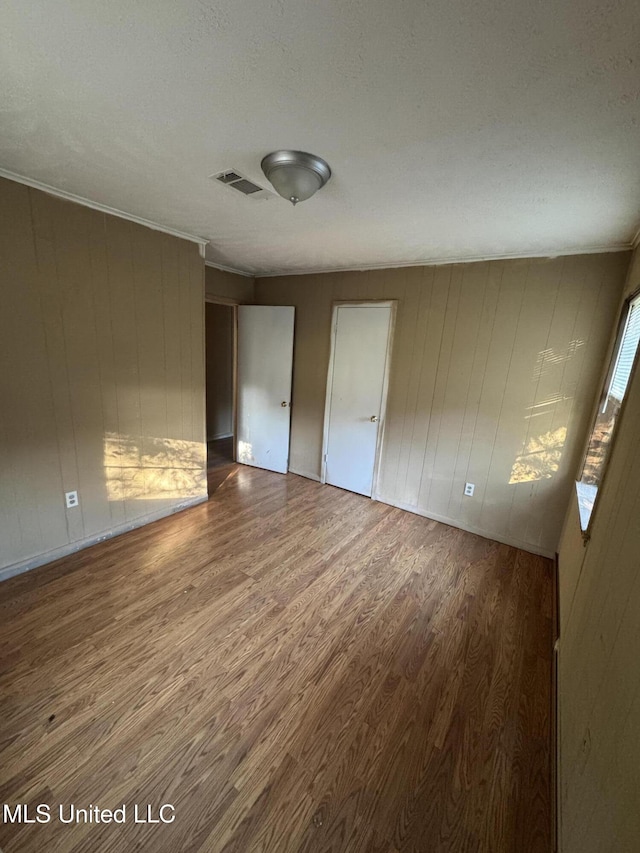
[217,171,243,184]
[210,169,273,200]
[230,178,263,195]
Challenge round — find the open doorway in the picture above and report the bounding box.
[205,301,236,491]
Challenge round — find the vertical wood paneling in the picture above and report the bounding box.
[92,215,127,533]
[290,273,333,479]
[255,252,628,555]
[431,262,486,518]
[306,274,334,477]
[557,246,640,853]
[55,201,110,538]
[161,236,183,460]
[449,262,499,525]
[19,192,69,556]
[106,217,144,523]
[178,246,193,446]
[504,259,565,544]
[393,267,431,503]
[204,266,255,304]
[0,177,206,577]
[481,260,556,543]
[135,226,168,463]
[0,181,58,560]
[416,266,462,511]
[378,268,415,499]
[462,261,525,532]
[404,267,446,507]
[527,256,588,549]
[190,248,206,457]
[30,189,85,546]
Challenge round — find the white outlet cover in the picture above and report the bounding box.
[65,490,79,508]
[464,483,475,497]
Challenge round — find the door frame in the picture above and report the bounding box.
[204,295,238,464]
[320,300,397,499]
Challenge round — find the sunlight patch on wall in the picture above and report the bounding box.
[104,432,207,501]
[237,439,254,466]
[509,426,567,484]
[532,340,584,381]
[525,392,570,419]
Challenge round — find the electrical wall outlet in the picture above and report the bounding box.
[65,490,79,509]
[464,482,475,497]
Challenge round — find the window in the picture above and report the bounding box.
[577,292,640,531]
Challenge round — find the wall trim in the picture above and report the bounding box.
[205,294,242,306]
[205,260,255,278]
[373,495,555,558]
[0,168,209,248]
[0,496,208,584]
[3,168,631,274]
[287,467,555,556]
[250,243,633,279]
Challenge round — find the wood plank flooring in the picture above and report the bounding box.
[0,465,552,852]
[208,436,234,467]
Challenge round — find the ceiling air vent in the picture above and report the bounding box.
[210,169,274,200]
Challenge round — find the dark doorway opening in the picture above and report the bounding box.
[205,302,235,492]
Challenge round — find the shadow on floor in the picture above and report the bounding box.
[207,436,236,494]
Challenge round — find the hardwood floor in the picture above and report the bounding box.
[207,437,235,493]
[0,465,552,853]
[207,436,234,467]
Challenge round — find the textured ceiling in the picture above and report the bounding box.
[1,0,639,276]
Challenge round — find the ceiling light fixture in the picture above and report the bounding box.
[261,150,331,206]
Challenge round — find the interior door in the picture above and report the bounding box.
[324,304,393,497]
[237,305,295,474]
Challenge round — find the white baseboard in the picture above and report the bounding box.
[372,494,555,558]
[288,467,321,482]
[0,495,208,583]
[285,470,552,555]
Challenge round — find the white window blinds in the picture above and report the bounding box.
[606,295,640,405]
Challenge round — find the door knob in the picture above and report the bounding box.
[281,401,289,407]
[370,415,379,423]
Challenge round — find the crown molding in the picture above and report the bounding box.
[251,242,634,278]
[0,168,209,247]
[3,166,633,271]
[204,260,254,278]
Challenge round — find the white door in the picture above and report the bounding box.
[324,304,393,497]
[237,305,295,474]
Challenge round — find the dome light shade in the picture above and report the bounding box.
[261,150,331,205]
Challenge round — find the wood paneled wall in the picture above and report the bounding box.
[0,177,207,580]
[256,253,629,556]
[205,303,234,440]
[557,246,640,852]
[205,265,255,304]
